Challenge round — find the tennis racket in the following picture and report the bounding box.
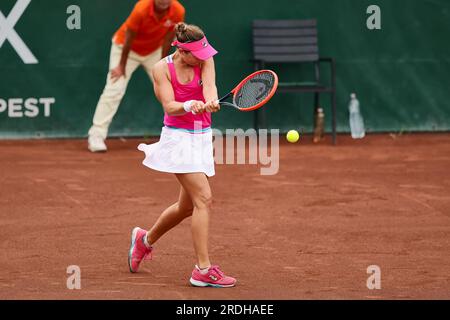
[216,70,278,112]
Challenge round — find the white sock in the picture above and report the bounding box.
[196,265,211,275]
[142,232,152,249]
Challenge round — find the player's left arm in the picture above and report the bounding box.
[202,58,220,113]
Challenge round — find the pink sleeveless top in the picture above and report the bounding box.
[163,55,212,131]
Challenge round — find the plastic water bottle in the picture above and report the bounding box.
[348,93,365,139]
[313,107,325,143]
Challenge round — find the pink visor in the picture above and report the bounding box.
[171,36,218,60]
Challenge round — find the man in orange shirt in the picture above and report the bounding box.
[88,0,185,152]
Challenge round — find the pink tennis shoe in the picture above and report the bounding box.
[128,227,152,273]
[190,265,237,288]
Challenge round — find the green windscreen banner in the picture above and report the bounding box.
[1,0,450,138]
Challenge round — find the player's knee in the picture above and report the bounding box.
[193,192,213,210]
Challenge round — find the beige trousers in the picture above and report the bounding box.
[88,42,162,139]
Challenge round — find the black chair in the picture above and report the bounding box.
[252,19,337,145]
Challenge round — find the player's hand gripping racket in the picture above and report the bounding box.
[217,70,278,111]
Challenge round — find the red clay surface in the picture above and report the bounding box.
[0,133,449,299]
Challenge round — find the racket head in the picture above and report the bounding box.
[230,70,279,112]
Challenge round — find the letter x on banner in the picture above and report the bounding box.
[0,0,38,64]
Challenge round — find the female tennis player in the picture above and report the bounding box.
[128,22,236,288]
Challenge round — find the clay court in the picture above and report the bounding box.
[0,133,449,300]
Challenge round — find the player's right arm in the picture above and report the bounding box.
[152,61,205,115]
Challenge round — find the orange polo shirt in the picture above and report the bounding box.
[113,0,185,56]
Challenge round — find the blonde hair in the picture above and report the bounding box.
[175,22,205,43]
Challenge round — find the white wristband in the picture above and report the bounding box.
[183,100,194,113]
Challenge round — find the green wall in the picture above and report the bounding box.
[1,0,449,138]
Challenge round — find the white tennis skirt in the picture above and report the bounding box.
[138,126,215,177]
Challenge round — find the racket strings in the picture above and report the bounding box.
[234,72,276,110]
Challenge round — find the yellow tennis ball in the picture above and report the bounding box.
[286,130,300,143]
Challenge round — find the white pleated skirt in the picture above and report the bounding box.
[137,126,215,177]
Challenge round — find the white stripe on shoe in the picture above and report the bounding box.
[189,277,236,288]
[128,227,139,273]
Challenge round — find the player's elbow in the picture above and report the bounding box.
[163,104,181,116]
[162,105,174,115]
[193,191,213,211]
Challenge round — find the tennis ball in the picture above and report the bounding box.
[286,130,300,143]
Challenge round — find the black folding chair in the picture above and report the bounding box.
[252,19,337,145]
